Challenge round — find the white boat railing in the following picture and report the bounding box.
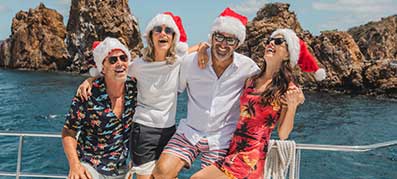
[0,132,67,179]
[1,131,397,179]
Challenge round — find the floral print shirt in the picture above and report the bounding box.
[64,77,137,176]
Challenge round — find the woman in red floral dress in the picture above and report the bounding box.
[191,28,325,179]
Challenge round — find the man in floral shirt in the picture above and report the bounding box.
[62,37,137,179]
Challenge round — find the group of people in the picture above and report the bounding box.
[62,7,325,179]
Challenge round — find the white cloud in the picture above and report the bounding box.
[312,0,397,32]
[312,0,397,14]
[317,15,363,31]
[230,0,268,16]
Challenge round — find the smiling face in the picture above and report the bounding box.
[102,50,129,82]
[151,25,175,53]
[264,34,290,66]
[211,32,239,62]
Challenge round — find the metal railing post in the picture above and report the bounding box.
[16,135,24,179]
[295,149,301,179]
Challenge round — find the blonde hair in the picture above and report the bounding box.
[142,31,177,64]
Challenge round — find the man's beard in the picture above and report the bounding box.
[212,46,234,62]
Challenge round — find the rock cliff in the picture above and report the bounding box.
[0,39,11,67]
[240,3,397,96]
[0,3,69,71]
[348,15,397,95]
[66,0,143,72]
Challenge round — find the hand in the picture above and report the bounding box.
[197,42,210,69]
[68,164,92,179]
[76,78,94,101]
[125,171,132,179]
[297,88,305,104]
[124,161,133,179]
[125,172,131,179]
[281,87,304,108]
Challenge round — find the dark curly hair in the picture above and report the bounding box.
[252,60,296,105]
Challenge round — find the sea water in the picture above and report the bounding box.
[0,69,396,179]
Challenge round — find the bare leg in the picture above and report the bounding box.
[137,174,154,179]
[152,153,187,179]
[190,165,228,179]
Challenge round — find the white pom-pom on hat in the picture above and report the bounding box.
[176,42,188,57]
[89,67,101,77]
[314,68,326,81]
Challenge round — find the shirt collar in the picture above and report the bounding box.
[92,77,134,103]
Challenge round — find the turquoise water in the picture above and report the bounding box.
[0,69,396,179]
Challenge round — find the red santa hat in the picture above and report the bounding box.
[89,37,131,77]
[210,7,248,46]
[144,12,188,56]
[271,29,326,81]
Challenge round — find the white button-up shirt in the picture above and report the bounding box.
[177,48,260,150]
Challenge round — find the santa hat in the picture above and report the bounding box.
[144,12,188,56]
[89,37,131,77]
[210,7,248,46]
[271,29,326,81]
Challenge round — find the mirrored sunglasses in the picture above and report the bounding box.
[153,26,175,35]
[266,37,286,45]
[108,55,128,64]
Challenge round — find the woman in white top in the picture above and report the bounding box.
[77,12,208,179]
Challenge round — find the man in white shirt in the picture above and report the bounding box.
[153,7,260,179]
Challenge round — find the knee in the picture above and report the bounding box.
[152,162,175,179]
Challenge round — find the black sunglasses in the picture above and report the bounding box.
[266,37,286,45]
[108,55,128,64]
[152,26,175,35]
[213,33,239,46]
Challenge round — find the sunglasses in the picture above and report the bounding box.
[152,26,175,35]
[108,55,128,64]
[266,37,286,45]
[213,33,239,46]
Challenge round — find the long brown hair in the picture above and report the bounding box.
[253,60,296,105]
[142,31,177,64]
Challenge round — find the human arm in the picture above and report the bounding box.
[62,96,92,179]
[277,87,304,140]
[76,77,96,101]
[62,128,92,179]
[187,42,210,69]
[178,55,192,93]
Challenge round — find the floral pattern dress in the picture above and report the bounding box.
[215,79,284,179]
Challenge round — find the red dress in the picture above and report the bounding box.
[215,79,284,179]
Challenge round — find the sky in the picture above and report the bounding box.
[0,0,396,45]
